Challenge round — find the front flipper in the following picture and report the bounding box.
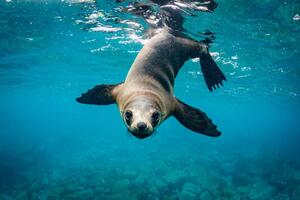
[76,83,122,105]
[200,49,227,92]
[173,99,221,137]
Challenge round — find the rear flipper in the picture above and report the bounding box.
[122,2,153,17]
[173,98,221,137]
[177,37,226,91]
[199,48,226,92]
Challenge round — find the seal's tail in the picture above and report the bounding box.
[199,44,226,92]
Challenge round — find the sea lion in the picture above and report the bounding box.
[76,27,226,139]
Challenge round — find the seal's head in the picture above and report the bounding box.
[122,96,163,139]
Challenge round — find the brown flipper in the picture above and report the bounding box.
[173,99,221,137]
[199,46,226,92]
[177,38,226,92]
[76,83,122,105]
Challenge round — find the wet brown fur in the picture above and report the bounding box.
[113,28,207,120]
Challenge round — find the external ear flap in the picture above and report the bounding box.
[76,83,122,105]
[173,99,221,137]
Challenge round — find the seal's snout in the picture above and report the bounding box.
[130,122,153,139]
[137,122,147,131]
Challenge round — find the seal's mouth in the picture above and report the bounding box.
[128,129,153,139]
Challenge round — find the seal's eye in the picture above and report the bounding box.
[152,111,160,126]
[124,110,133,125]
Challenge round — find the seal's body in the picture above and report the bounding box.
[77,28,226,139]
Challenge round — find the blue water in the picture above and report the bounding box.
[0,0,300,199]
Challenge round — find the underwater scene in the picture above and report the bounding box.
[0,0,300,199]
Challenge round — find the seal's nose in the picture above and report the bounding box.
[137,122,147,131]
